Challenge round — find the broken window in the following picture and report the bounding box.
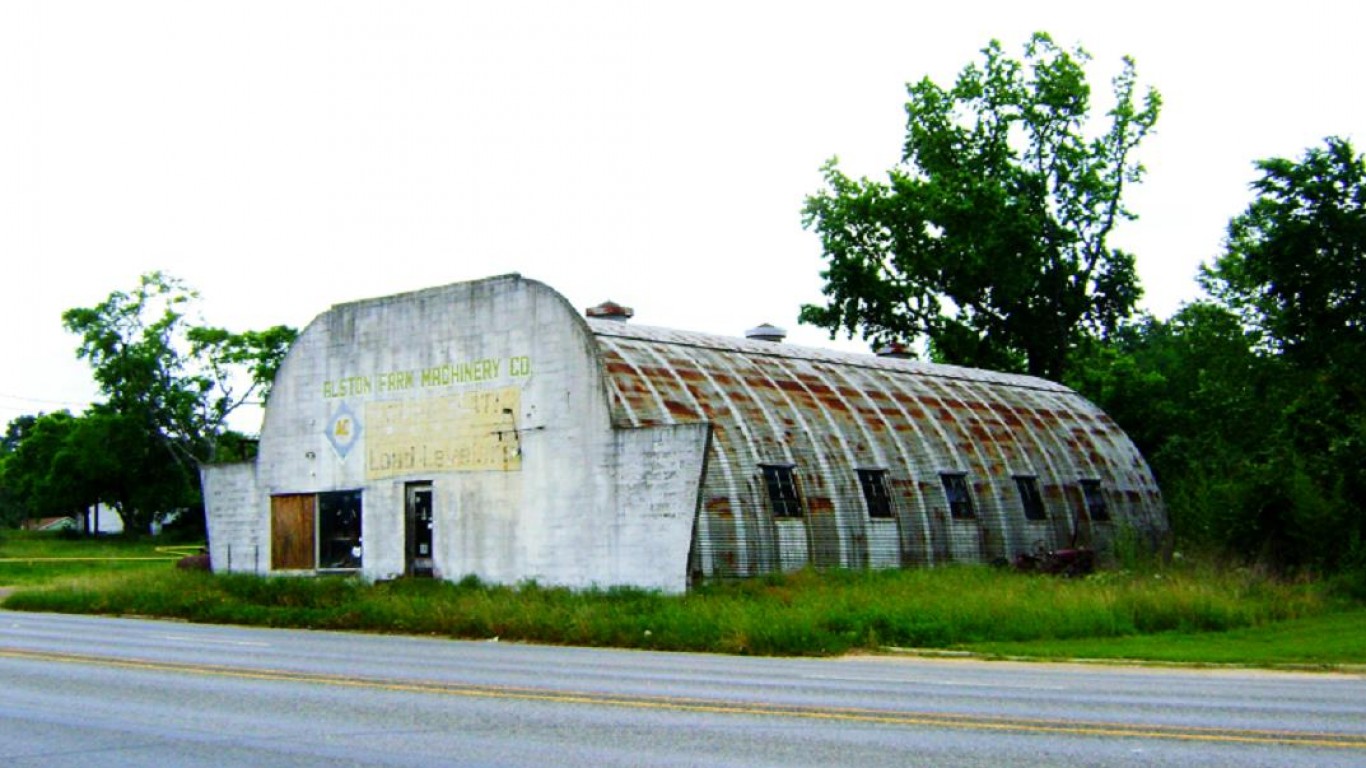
[1080,479,1110,522]
[1014,476,1047,521]
[857,468,894,519]
[318,490,363,570]
[940,473,975,519]
[761,464,803,518]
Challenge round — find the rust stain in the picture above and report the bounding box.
[664,399,698,419]
[590,325,1164,580]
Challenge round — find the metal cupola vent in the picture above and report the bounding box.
[586,300,634,322]
[745,323,787,343]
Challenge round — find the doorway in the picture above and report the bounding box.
[405,483,434,577]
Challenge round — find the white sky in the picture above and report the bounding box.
[2,1,1362,430]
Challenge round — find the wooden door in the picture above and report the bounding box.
[271,494,316,570]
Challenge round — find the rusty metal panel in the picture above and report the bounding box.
[589,321,1167,581]
[271,493,316,570]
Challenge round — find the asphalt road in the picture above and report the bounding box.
[0,612,1362,767]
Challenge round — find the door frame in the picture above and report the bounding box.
[405,482,434,577]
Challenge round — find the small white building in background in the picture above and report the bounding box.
[201,274,1167,593]
[37,505,126,535]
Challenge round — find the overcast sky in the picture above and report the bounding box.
[2,1,1362,430]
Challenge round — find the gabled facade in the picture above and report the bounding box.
[202,274,1167,592]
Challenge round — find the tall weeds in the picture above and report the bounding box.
[3,560,1336,657]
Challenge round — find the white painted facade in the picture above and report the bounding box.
[202,275,707,592]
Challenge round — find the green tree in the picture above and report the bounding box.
[56,272,297,534]
[802,32,1160,380]
[0,415,39,527]
[1203,137,1366,369]
[0,409,200,535]
[62,273,295,466]
[0,411,96,523]
[1199,137,1366,571]
[1067,304,1277,550]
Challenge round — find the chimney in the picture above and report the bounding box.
[875,341,913,359]
[745,323,787,343]
[586,300,634,322]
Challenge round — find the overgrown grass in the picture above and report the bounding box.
[4,531,1358,665]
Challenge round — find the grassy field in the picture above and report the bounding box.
[2,530,1362,668]
[0,530,200,585]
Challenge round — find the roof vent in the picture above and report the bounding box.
[875,342,913,359]
[586,300,634,322]
[745,323,787,343]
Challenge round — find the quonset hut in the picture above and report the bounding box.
[201,274,1167,592]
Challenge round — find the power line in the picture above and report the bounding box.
[0,392,95,407]
[0,392,97,419]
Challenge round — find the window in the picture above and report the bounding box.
[761,464,803,518]
[1080,480,1109,522]
[857,469,894,519]
[1014,476,1047,521]
[940,473,975,519]
[318,490,363,570]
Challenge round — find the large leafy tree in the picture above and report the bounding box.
[802,32,1160,380]
[1,412,93,524]
[62,272,296,467]
[1198,137,1366,570]
[38,272,299,534]
[1067,304,1278,552]
[1203,137,1366,371]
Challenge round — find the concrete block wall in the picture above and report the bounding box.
[200,461,265,573]
[205,275,706,591]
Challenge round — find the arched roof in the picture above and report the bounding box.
[588,319,1165,545]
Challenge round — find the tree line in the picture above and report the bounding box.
[3,33,1363,582]
[802,33,1364,576]
[0,273,295,535]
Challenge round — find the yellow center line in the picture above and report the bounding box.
[2,646,1362,750]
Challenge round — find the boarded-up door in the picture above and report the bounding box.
[271,494,316,570]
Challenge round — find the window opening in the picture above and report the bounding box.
[857,469,894,519]
[940,473,975,519]
[1014,476,1047,521]
[318,490,363,570]
[1080,479,1110,521]
[761,464,803,518]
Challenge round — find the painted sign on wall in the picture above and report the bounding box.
[322,356,532,399]
[365,387,523,478]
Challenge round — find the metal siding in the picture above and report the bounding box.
[588,321,1167,581]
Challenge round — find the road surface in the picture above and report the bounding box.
[0,612,1362,766]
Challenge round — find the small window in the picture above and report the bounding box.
[1080,480,1109,522]
[761,464,803,518]
[940,473,975,519]
[1014,476,1047,521]
[318,490,363,570]
[857,469,894,519]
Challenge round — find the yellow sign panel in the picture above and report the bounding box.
[365,388,522,478]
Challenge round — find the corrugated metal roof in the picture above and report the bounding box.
[589,320,1166,579]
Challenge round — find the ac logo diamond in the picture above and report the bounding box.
[325,401,362,459]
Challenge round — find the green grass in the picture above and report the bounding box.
[967,609,1366,667]
[0,529,197,585]
[2,531,1362,667]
